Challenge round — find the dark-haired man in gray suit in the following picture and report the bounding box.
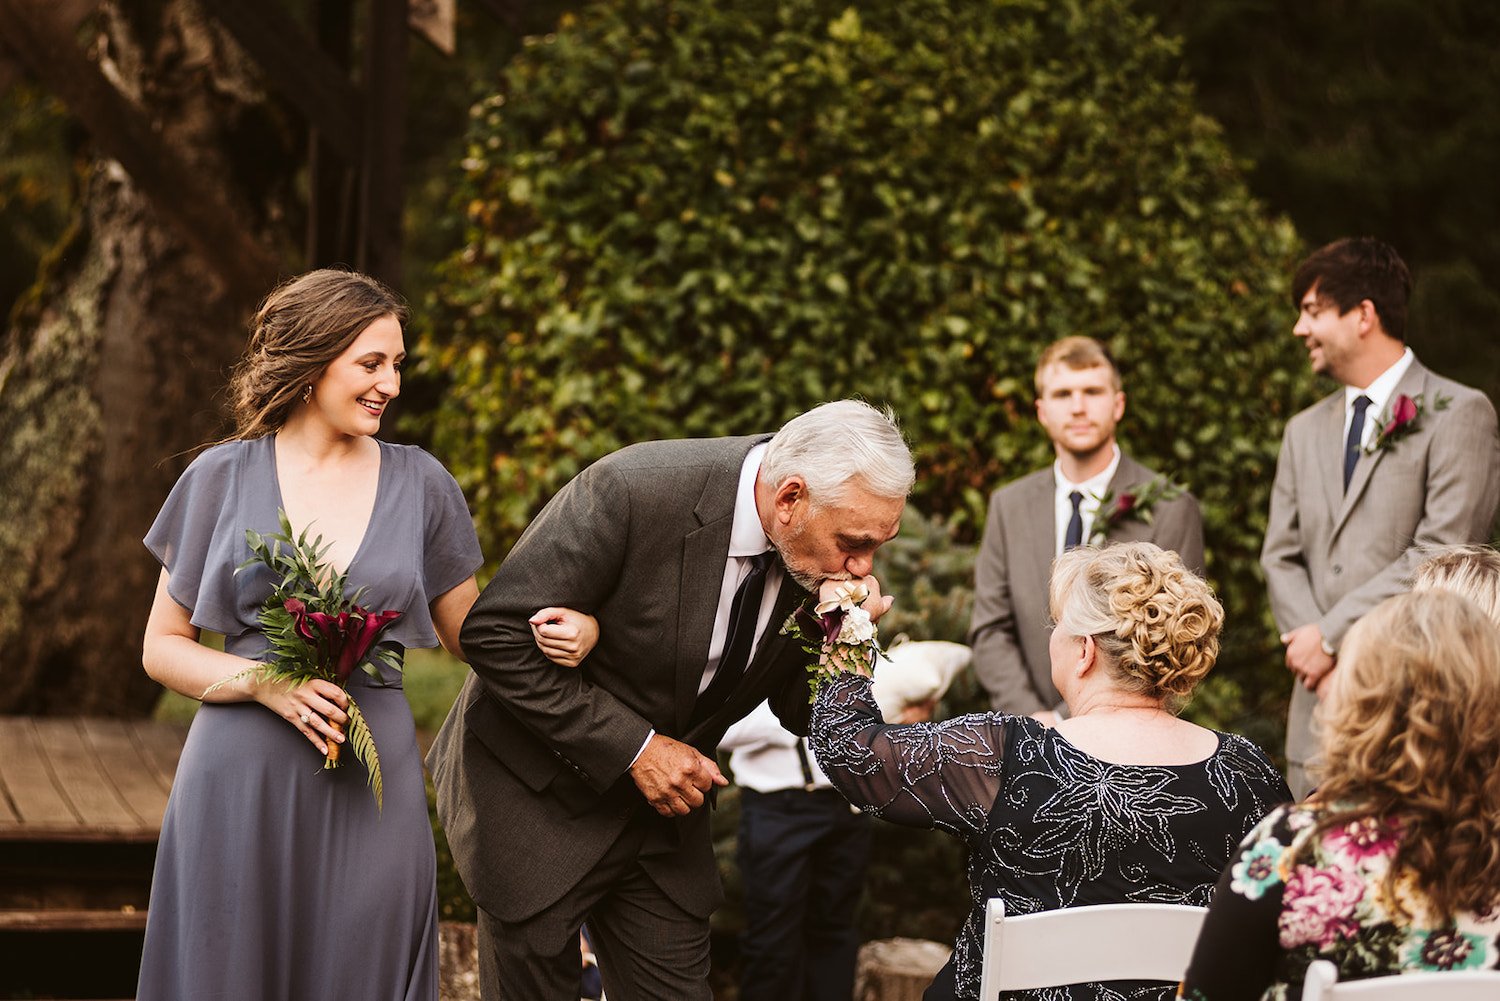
[427,400,913,1001]
[1263,237,1500,799]
[969,336,1204,721]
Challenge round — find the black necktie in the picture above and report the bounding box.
[1344,395,1371,492]
[691,550,774,726]
[1063,490,1084,550]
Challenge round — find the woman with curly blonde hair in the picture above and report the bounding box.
[809,542,1291,1001]
[1180,588,1500,998]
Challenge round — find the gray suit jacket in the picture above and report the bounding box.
[1262,358,1500,794]
[426,436,812,923]
[968,451,1205,714]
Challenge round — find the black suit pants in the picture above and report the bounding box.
[476,818,713,1001]
[736,787,872,1001]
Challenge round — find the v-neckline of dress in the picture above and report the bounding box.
[267,435,387,580]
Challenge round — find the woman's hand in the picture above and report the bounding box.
[817,575,894,622]
[529,607,600,667]
[251,675,349,755]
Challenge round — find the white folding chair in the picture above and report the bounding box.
[975,898,1208,1000]
[1300,958,1500,1000]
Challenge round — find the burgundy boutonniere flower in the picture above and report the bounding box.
[1364,392,1450,455]
[1087,475,1186,546]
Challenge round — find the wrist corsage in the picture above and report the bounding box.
[781,580,883,701]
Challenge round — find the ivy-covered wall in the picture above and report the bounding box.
[420,0,1318,735]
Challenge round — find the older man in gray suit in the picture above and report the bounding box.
[427,400,912,1001]
[969,336,1204,722]
[1263,237,1500,800]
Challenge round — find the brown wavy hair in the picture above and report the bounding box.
[1310,589,1500,921]
[226,269,408,440]
[1048,542,1222,706]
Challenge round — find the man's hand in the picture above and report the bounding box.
[1282,623,1336,692]
[629,734,728,816]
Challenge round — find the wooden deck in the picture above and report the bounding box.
[0,716,187,845]
[0,715,188,934]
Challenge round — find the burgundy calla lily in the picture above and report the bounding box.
[335,608,403,683]
[794,603,844,645]
[1385,394,1418,436]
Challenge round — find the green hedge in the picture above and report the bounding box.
[420,0,1316,735]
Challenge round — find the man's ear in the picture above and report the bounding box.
[1112,390,1126,423]
[1356,298,1379,337]
[773,476,807,526]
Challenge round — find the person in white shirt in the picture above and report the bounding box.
[1262,236,1500,799]
[720,699,872,1001]
[969,336,1204,721]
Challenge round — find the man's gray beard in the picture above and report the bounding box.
[774,546,852,592]
[769,511,853,592]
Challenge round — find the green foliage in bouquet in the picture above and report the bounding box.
[230,509,403,810]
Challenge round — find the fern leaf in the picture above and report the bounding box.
[345,697,383,812]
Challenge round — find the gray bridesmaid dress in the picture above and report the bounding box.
[136,435,482,1001]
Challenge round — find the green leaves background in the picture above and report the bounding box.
[420,0,1318,735]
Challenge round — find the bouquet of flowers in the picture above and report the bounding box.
[217,509,401,809]
[781,580,883,700]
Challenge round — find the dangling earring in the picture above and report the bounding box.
[301,384,312,404]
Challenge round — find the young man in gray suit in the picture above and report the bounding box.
[1263,237,1500,800]
[969,336,1205,721]
[427,400,913,1001]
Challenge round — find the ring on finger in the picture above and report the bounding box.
[300,713,312,724]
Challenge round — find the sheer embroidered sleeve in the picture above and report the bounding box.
[808,672,1009,837]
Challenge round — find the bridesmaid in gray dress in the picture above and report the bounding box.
[136,270,486,1001]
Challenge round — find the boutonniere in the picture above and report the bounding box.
[1363,392,1450,455]
[781,580,884,701]
[1087,474,1186,546]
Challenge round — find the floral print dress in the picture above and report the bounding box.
[1179,802,1500,1000]
[809,673,1291,1001]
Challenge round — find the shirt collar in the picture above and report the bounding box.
[1054,443,1121,499]
[731,442,772,558]
[1347,347,1415,418]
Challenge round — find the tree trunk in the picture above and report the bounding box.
[0,0,291,715]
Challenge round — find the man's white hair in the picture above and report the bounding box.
[761,399,914,504]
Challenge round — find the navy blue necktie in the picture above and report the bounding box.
[692,550,774,725]
[1344,395,1371,492]
[1063,490,1084,550]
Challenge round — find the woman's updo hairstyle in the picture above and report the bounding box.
[227,269,408,440]
[1049,542,1222,705]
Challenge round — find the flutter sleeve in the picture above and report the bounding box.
[373,445,483,651]
[418,449,484,601]
[809,671,1009,838]
[143,442,264,638]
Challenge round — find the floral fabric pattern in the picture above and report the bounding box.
[1179,803,1500,1001]
[810,673,1291,1001]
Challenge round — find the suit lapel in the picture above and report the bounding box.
[1100,454,1150,542]
[673,441,758,733]
[1020,471,1056,584]
[1332,364,1429,537]
[1316,393,1347,532]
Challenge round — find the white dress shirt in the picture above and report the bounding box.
[1345,347,1415,449]
[1051,445,1122,556]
